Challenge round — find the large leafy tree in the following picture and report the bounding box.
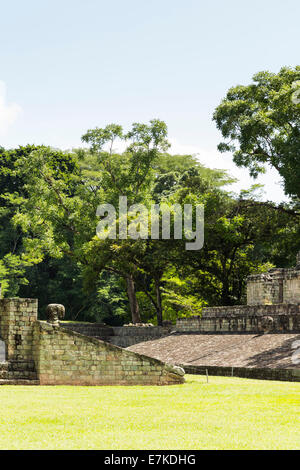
[0,145,92,316]
[13,121,172,323]
[0,145,50,295]
[79,150,233,324]
[4,120,299,325]
[81,120,171,322]
[213,66,300,200]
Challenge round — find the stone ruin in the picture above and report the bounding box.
[0,298,184,386]
[125,253,300,382]
[177,252,300,334]
[1,253,300,385]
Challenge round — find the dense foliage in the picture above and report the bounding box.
[213,66,300,201]
[0,68,299,324]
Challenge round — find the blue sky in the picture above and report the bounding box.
[0,0,299,201]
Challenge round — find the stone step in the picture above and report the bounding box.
[0,363,8,379]
[0,379,39,386]
[0,361,37,380]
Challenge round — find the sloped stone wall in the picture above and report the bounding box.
[0,299,184,386]
[33,321,184,386]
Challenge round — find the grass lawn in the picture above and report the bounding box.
[0,375,299,450]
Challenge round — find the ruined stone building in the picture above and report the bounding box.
[177,252,300,334]
[1,254,300,385]
[131,253,300,382]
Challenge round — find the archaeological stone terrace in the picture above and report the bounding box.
[177,253,300,335]
[0,298,184,386]
[1,253,300,384]
[128,254,300,382]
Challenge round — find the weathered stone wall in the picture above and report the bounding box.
[247,268,300,305]
[109,326,173,347]
[0,298,184,386]
[177,257,300,335]
[283,272,300,304]
[62,323,172,347]
[0,298,38,381]
[0,360,37,381]
[61,323,114,341]
[176,304,300,333]
[0,339,5,362]
[0,298,37,362]
[33,321,184,386]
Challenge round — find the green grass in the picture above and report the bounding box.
[0,375,299,450]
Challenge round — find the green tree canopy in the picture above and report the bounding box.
[213,66,300,200]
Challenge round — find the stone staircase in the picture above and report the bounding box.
[0,362,39,385]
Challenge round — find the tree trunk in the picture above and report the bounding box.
[126,275,141,323]
[220,277,232,305]
[155,279,163,326]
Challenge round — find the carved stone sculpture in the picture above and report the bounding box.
[46,304,65,324]
[258,316,274,333]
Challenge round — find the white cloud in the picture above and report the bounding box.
[0,81,22,135]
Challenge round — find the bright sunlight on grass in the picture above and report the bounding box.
[0,375,299,450]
